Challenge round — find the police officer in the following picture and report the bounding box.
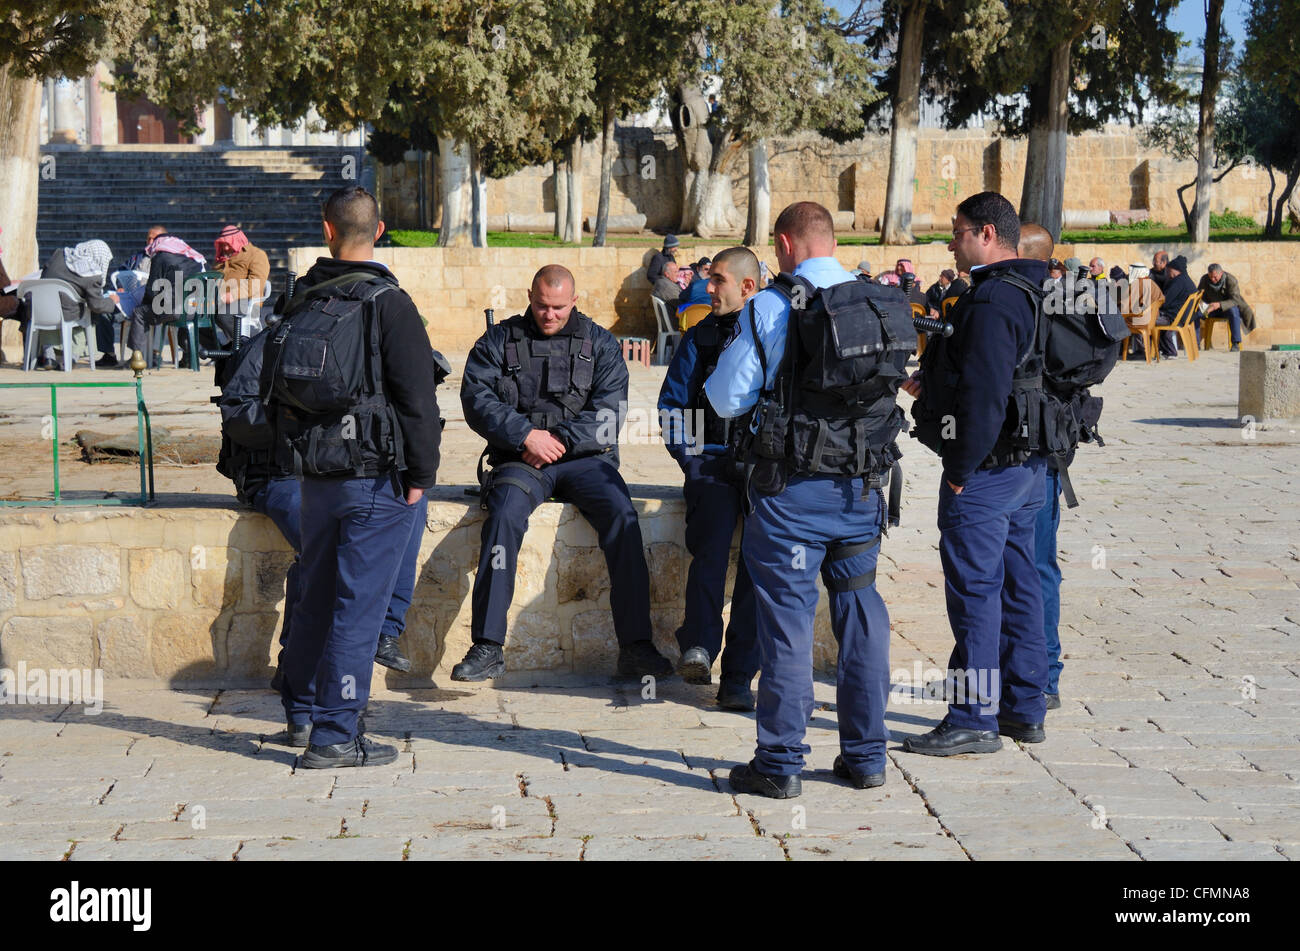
[457,265,673,681]
[269,186,442,767]
[903,190,1049,755]
[708,202,911,798]
[214,325,448,711]
[657,246,762,711]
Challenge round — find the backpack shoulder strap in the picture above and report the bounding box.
[282,270,388,317]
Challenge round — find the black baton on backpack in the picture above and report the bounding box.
[912,315,953,337]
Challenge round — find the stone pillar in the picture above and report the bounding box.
[50,77,79,143]
[195,103,216,145]
[85,74,100,145]
[232,112,251,146]
[306,106,330,146]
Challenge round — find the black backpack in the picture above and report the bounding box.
[214,326,277,504]
[735,274,914,520]
[260,271,403,478]
[1004,272,1126,507]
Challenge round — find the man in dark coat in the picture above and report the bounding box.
[1198,264,1255,350]
[1148,254,1196,358]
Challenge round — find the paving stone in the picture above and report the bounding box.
[1128,840,1287,861]
[579,834,783,860]
[70,838,241,861]
[405,834,580,860]
[234,837,409,860]
[781,832,968,861]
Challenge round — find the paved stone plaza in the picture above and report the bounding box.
[0,350,1297,860]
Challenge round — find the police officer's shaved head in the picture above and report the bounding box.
[528,264,578,336]
[1017,223,1053,262]
[532,264,576,295]
[773,201,836,272]
[708,246,761,315]
[323,186,382,249]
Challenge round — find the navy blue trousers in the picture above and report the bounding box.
[676,454,758,684]
[937,460,1048,731]
[1034,467,1063,695]
[472,455,651,646]
[279,473,419,746]
[743,475,891,776]
[252,476,426,648]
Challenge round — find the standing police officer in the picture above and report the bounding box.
[657,246,762,711]
[903,191,1049,755]
[457,265,673,681]
[268,186,442,768]
[708,202,912,798]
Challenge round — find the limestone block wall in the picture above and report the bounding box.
[378,124,1275,237]
[0,495,842,685]
[291,240,1300,352]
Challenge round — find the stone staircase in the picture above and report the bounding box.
[36,145,364,285]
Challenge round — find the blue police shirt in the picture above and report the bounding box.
[705,256,857,418]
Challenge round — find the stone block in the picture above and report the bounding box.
[21,545,120,600]
[224,612,280,680]
[191,548,242,611]
[504,610,566,671]
[151,614,223,681]
[0,616,94,669]
[572,610,619,671]
[646,542,683,605]
[0,551,15,610]
[1239,350,1300,421]
[556,545,609,604]
[95,615,154,678]
[251,551,295,607]
[128,549,186,610]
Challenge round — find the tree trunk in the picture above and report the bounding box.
[1194,0,1225,244]
[563,135,583,244]
[593,99,615,247]
[1040,39,1071,242]
[1019,80,1050,226]
[673,83,714,235]
[693,131,742,238]
[436,135,473,248]
[469,144,487,248]
[1176,180,1196,233]
[554,153,569,239]
[881,0,926,245]
[0,73,43,278]
[1267,164,1300,240]
[744,138,771,247]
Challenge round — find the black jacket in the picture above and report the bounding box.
[918,258,1046,486]
[461,308,627,466]
[1158,271,1196,324]
[290,257,442,488]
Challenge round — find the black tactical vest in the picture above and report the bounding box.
[687,312,742,449]
[493,312,597,433]
[742,275,913,490]
[912,272,1044,468]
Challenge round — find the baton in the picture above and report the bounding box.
[913,315,954,337]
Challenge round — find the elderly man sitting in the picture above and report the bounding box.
[1197,263,1255,351]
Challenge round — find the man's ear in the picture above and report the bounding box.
[374,220,386,243]
[776,231,793,259]
[741,277,756,298]
[322,220,335,244]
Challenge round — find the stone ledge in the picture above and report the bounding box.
[0,494,839,684]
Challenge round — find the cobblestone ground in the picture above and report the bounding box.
[0,350,1296,860]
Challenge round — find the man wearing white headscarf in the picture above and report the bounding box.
[37,239,121,369]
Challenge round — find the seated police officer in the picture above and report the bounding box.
[708,202,913,798]
[903,190,1049,755]
[458,265,673,681]
[266,186,442,768]
[657,246,762,711]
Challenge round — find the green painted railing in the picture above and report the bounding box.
[0,355,155,506]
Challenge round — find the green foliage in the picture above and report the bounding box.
[0,1,143,80]
[1209,208,1256,229]
[1097,218,1161,232]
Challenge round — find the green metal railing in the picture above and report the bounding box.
[0,354,155,506]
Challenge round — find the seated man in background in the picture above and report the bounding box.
[653,260,683,310]
[1197,263,1255,351]
[1147,254,1195,359]
[126,230,207,364]
[214,225,271,338]
[926,268,956,315]
[38,240,120,369]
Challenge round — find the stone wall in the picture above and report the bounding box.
[290,241,1300,351]
[0,496,841,685]
[378,124,1275,235]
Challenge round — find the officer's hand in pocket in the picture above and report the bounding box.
[406,485,425,505]
[901,370,923,398]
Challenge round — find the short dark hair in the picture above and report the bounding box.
[1208,262,1222,274]
[773,201,835,245]
[323,186,380,246]
[955,191,1019,251]
[711,246,760,285]
[533,264,575,293]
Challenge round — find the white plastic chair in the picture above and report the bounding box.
[19,279,97,372]
[238,278,273,337]
[651,296,681,367]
